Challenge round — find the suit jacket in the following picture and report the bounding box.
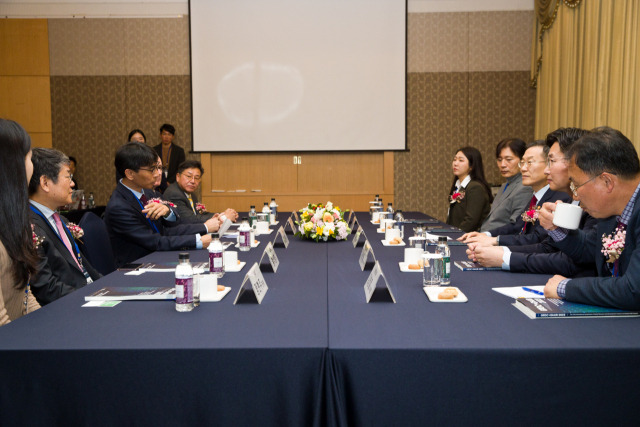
[480,174,532,232]
[446,180,491,232]
[163,182,214,224]
[29,207,102,305]
[104,183,207,267]
[555,199,640,309]
[507,212,598,277]
[153,143,186,186]
[490,188,572,246]
[0,241,40,326]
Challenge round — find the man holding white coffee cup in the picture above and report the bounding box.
[539,127,640,309]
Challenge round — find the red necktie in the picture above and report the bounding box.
[140,194,148,206]
[53,212,82,270]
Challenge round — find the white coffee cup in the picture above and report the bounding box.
[404,247,423,264]
[553,203,583,230]
[255,221,270,235]
[385,228,401,242]
[372,211,381,222]
[223,250,238,268]
[380,218,395,232]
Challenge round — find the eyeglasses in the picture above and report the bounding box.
[139,165,163,173]
[518,159,546,169]
[546,157,567,167]
[569,175,598,197]
[64,174,74,181]
[180,173,201,182]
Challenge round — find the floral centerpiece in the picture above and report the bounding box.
[295,202,351,242]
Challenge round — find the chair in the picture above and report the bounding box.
[77,212,116,276]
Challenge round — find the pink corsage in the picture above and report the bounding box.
[601,226,626,263]
[195,203,207,215]
[31,224,45,248]
[67,222,84,241]
[521,207,540,223]
[148,198,176,208]
[449,190,465,204]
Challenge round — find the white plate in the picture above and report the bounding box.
[234,241,261,248]
[381,239,406,247]
[370,220,381,225]
[255,229,274,236]
[224,261,246,273]
[399,262,422,272]
[200,286,231,302]
[423,286,468,303]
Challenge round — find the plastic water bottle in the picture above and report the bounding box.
[79,194,87,210]
[248,205,257,227]
[175,252,194,312]
[387,203,394,215]
[238,217,251,252]
[208,233,224,278]
[88,192,96,208]
[437,236,451,285]
[261,202,271,224]
[270,198,277,223]
[394,209,405,239]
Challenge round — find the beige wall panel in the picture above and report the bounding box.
[0,19,50,76]
[297,153,385,194]
[208,153,298,193]
[469,11,533,72]
[0,76,51,132]
[123,18,190,76]
[30,132,52,148]
[48,19,126,76]
[468,71,536,185]
[408,12,469,73]
[395,72,469,222]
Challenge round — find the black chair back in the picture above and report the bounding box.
[78,212,116,275]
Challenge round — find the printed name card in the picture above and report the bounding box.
[349,212,358,231]
[359,240,375,271]
[363,261,396,303]
[285,216,296,234]
[292,211,300,222]
[273,226,290,248]
[352,227,365,248]
[233,262,269,304]
[347,210,354,223]
[259,241,280,273]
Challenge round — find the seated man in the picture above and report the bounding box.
[28,148,101,305]
[105,142,220,267]
[540,127,640,310]
[164,160,238,224]
[459,139,572,248]
[466,128,597,276]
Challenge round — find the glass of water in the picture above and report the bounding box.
[422,252,443,287]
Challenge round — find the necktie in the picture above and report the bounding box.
[140,194,148,206]
[502,183,509,193]
[53,213,82,270]
[187,193,196,214]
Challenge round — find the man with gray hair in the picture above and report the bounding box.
[28,148,101,305]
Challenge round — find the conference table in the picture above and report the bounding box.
[1,212,639,426]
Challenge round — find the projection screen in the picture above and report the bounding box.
[189,0,406,152]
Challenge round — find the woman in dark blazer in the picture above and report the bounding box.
[446,147,493,232]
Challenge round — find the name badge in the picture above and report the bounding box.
[234,262,269,304]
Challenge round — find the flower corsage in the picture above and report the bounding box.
[148,198,176,208]
[601,226,626,264]
[67,222,84,241]
[521,207,540,223]
[195,202,207,215]
[32,224,45,248]
[449,190,465,204]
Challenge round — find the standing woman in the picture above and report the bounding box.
[0,119,41,326]
[446,147,493,232]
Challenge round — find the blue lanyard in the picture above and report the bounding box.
[135,196,160,233]
[29,205,83,260]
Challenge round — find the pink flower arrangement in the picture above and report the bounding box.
[31,224,44,248]
[195,203,207,215]
[67,222,84,241]
[521,207,540,223]
[449,190,465,204]
[601,226,626,263]
[148,198,176,208]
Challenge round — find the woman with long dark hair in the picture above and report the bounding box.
[0,119,41,326]
[446,146,493,232]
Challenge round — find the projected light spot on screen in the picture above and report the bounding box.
[190,0,406,152]
[218,62,304,127]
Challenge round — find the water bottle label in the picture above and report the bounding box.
[443,257,450,277]
[175,283,184,299]
[209,252,223,272]
[240,231,251,246]
[175,278,193,303]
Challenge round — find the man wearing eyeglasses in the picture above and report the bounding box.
[163,160,238,224]
[105,142,220,267]
[539,127,640,310]
[28,148,102,305]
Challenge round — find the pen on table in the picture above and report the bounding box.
[522,287,544,296]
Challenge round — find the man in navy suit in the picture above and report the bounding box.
[104,142,220,267]
[28,148,102,305]
[540,127,640,309]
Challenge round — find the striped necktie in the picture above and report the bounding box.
[187,193,196,214]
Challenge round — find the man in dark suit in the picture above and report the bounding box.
[540,127,640,310]
[28,148,101,305]
[153,123,185,192]
[163,160,238,224]
[105,142,220,267]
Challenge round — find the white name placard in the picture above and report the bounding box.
[233,262,269,304]
[359,240,375,271]
[292,211,300,222]
[286,216,296,234]
[259,241,280,273]
[349,212,358,231]
[347,210,354,223]
[363,260,396,303]
[352,227,365,248]
[274,225,290,248]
